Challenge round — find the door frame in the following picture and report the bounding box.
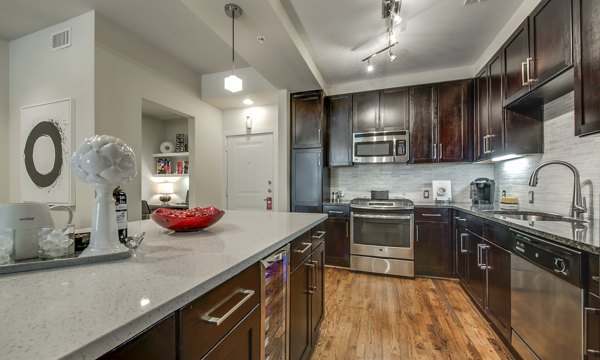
[222,128,278,211]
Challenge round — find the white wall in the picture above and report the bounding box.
[494,92,600,221]
[95,14,222,221]
[8,12,96,227]
[221,104,285,210]
[0,39,9,203]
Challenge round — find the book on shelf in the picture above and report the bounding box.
[156,158,171,174]
[176,133,188,153]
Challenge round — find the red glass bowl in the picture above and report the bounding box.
[150,207,225,231]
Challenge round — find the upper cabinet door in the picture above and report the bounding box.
[475,68,490,162]
[488,53,505,156]
[503,20,531,103]
[292,91,324,149]
[529,0,573,89]
[352,91,380,132]
[327,94,353,167]
[574,0,600,136]
[438,80,471,163]
[410,84,437,163]
[380,87,409,131]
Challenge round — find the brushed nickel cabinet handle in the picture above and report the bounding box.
[433,143,437,159]
[202,289,255,326]
[521,61,528,86]
[439,143,443,160]
[307,262,316,294]
[294,242,312,254]
[526,57,534,84]
[585,307,600,356]
[421,213,442,217]
[312,231,326,240]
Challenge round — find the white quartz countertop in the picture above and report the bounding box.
[0,210,326,360]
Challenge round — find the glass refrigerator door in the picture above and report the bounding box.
[262,246,289,360]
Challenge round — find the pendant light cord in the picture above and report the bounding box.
[231,8,235,72]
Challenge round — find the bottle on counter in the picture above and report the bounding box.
[113,186,128,244]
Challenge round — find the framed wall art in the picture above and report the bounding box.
[20,99,75,205]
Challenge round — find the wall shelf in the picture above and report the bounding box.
[153,152,189,158]
[153,174,189,178]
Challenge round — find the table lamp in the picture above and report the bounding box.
[157,182,174,204]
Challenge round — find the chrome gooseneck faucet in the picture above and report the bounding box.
[528,160,587,219]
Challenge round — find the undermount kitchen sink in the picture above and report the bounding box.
[482,210,589,223]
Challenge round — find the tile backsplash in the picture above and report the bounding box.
[494,92,600,221]
[330,91,600,219]
[331,162,494,203]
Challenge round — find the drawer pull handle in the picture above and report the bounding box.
[328,211,344,214]
[202,289,255,326]
[294,242,312,254]
[421,214,442,217]
[312,231,326,240]
[593,276,599,283]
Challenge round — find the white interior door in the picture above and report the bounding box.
[226,133,274,211]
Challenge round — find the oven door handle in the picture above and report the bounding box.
[352,214,413,221]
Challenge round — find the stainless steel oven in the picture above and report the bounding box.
[353,130,409,164]
[350,197,414,277]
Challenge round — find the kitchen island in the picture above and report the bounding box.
[0,210,326,360]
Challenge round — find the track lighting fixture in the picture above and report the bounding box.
[367,58,374,72]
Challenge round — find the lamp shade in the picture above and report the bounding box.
[224,74,243,93]
[157,182,174,194]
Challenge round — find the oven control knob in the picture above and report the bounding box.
[554,258,566,274]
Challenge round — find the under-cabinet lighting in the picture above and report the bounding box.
[491,154,522,162]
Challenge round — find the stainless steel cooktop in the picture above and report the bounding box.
[350,197,414,210]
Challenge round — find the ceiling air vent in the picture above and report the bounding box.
[51,28,71,51]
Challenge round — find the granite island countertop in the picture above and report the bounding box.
[0,210,326,360]
[415,202,598,254]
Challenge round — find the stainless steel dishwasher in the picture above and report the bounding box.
[510,230,584,360]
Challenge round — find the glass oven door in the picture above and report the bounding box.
[350,212,414,260]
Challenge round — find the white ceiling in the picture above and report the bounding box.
[0,0,528,104]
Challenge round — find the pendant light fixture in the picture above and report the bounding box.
[224,3,243,93]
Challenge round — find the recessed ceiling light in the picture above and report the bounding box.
[243,98,254,105]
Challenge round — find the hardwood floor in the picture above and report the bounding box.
[310,268,514,360]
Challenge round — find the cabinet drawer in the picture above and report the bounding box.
[290,231,313,271]
[323,205,349,218]
[180,264,260,360]
[415,208,449,222]
[201,305,261,360]
[483,221,511,251]
[99,314,176,360]
[463,213,484,236]
[587,293,600,358]
[311,222,326,249]
[589,254,599,297]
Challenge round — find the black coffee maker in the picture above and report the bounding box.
[470,178,495,204]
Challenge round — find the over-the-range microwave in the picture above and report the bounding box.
[352,130,410,164]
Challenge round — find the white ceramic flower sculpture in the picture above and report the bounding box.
[72,135,136,256]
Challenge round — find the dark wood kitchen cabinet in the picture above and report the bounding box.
[180,264,260,360]
[201,306,261,360]
[586,254,600,357]
[352,91,380,132]
[476,52,504,161]
[291,148,329,213]
[323,204,350,267]
[414,208,452,277]
[454,212,511,342]
[574,0,600,136]
[410,84,437,163]
[327,94,353,166]
[290,241,325,360]
[528,0,573,88]
[437,80,472,162]
[292,91,325,149]
[353,88,409,132]
[503,20,531,103]
[99,314,177,360]
[410,81,472,163]
[503,0,574,109]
